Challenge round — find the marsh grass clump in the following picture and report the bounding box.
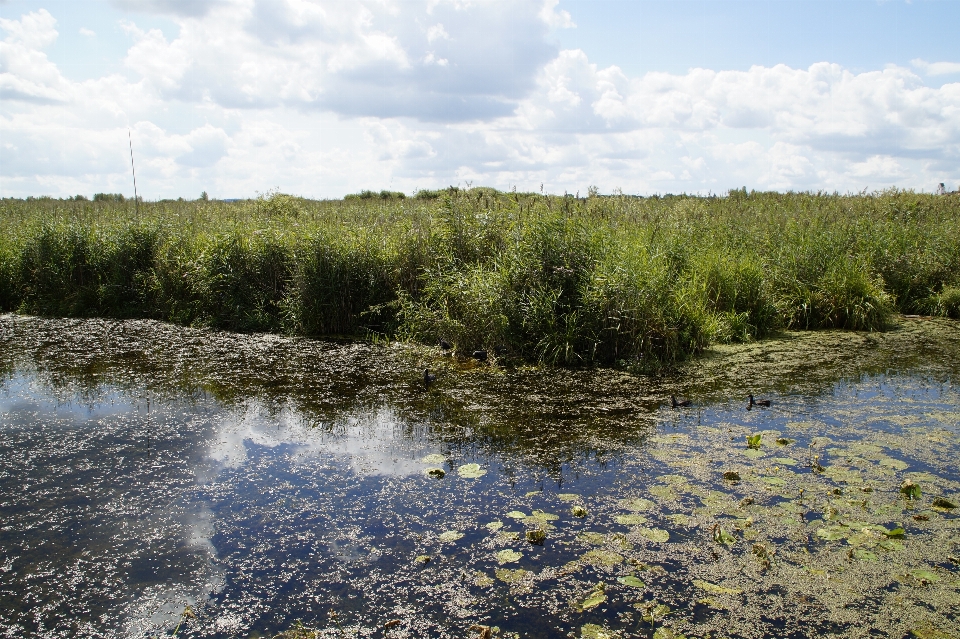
[1,188,958,369]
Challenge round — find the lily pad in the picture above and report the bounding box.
[713,524,736,545]
[747,433,763,449]
[617,575,646,588]
[852,549,878,561]
[506,511,527,519]
[580,589,607,611]
[485,520,503,532]
[421,453,446,464]
[496,549,522,564]
[619,497,656,512]
[457,463,486,479]
[614,514,647,526]
[816,526,848,541]
[414,555,431,564]
[639,527,670,543]
[495,567,528,584]
[743,449,765,460]
[774,457,799,466]
[577,531,607,546]
[580,549,624,567]
[694,579,742,595]
[558,493,581,502]
[908,569,940,583]
[581,624,617,639]
[438,530,463,542]
[473,571,495,587]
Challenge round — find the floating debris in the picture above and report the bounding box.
[425,467,445,478]
[572,505,588,518]
[931,497,957,509]
[722,471,741,481]
[414,555,431,564]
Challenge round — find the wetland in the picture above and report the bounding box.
[1,313,959,638]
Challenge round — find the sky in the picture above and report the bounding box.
[0,0,958,199]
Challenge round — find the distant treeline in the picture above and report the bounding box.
[1,188,958,369]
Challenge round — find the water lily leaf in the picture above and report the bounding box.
[495,567,528,583]
[457,463,486,479]
[527,509,559,522]
[617,576,645,588]
[649,485,678,500]
[415,555,431,564]
[580,624,617,639]
[743,449,765,460]
[473,571,494,587]
[496,549,522,564]
[774,457,799,466]
[816,526,848,541]
[485,520,503,532]
[615,514,647,526]
[558,493,581,502]
[878,539,904,551]
[909,624,956,638]
[438,530,463,542]
[713,525,736,545]
[761,476,786,487]
[878,457,909,471]
[694,579,742,595]
[421,453,446,464]
[639,527,670,543]
[668,513,692,526]
[619,497,656,512]
[653,628,687,639]
[885,527,906,538]
[900,479,922,500]
[747,433,763,449]
[580,549,623,567]
[506,511,527,519]
[577,532,607,546]
[580,590,607,611]
[640,603,671,622]
[909,569,940,583]
[853,549,878,561]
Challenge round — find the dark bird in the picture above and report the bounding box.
[671,395,692,408]
[748,394,771,409]
[424,369,436,388]
[439,339,452,351]
[472,350,488,361]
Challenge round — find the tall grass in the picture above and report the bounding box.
[2,188,958,369]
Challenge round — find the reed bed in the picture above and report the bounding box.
[2,188,958,369]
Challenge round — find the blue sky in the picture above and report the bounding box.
[1,0,958,199]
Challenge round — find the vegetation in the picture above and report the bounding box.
[1,188,958,369]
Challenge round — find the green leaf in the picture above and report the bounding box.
[617,576,646,588]
[457,463,486,478]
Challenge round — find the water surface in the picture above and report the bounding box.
[1,315,959,638]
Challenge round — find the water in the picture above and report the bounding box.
[1,315,959,638]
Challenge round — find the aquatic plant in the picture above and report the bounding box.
[2,188,959,368]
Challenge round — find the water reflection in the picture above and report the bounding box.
[1,314,959,638]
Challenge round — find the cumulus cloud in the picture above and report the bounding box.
[1,2,958,198]
[911,59,960,76]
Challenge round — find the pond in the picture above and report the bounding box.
[1,314,958,639]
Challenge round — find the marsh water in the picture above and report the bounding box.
[1,315,959,639]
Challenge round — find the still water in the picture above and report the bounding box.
[1,315,958,638]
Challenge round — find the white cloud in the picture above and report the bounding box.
[0,3,958,199]
[539,0,575,29]
[79,27,96,37]
[912,59,960,76]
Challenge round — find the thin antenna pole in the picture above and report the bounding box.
[128,129,140,218]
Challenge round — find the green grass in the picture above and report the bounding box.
[2,188,959,369]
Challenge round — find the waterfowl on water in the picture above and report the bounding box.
[748,394,771,409]
[472,350,488,362]
[424,369,436,388]
[671,395,692,408]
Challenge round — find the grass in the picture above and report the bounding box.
[2,188,959,370]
